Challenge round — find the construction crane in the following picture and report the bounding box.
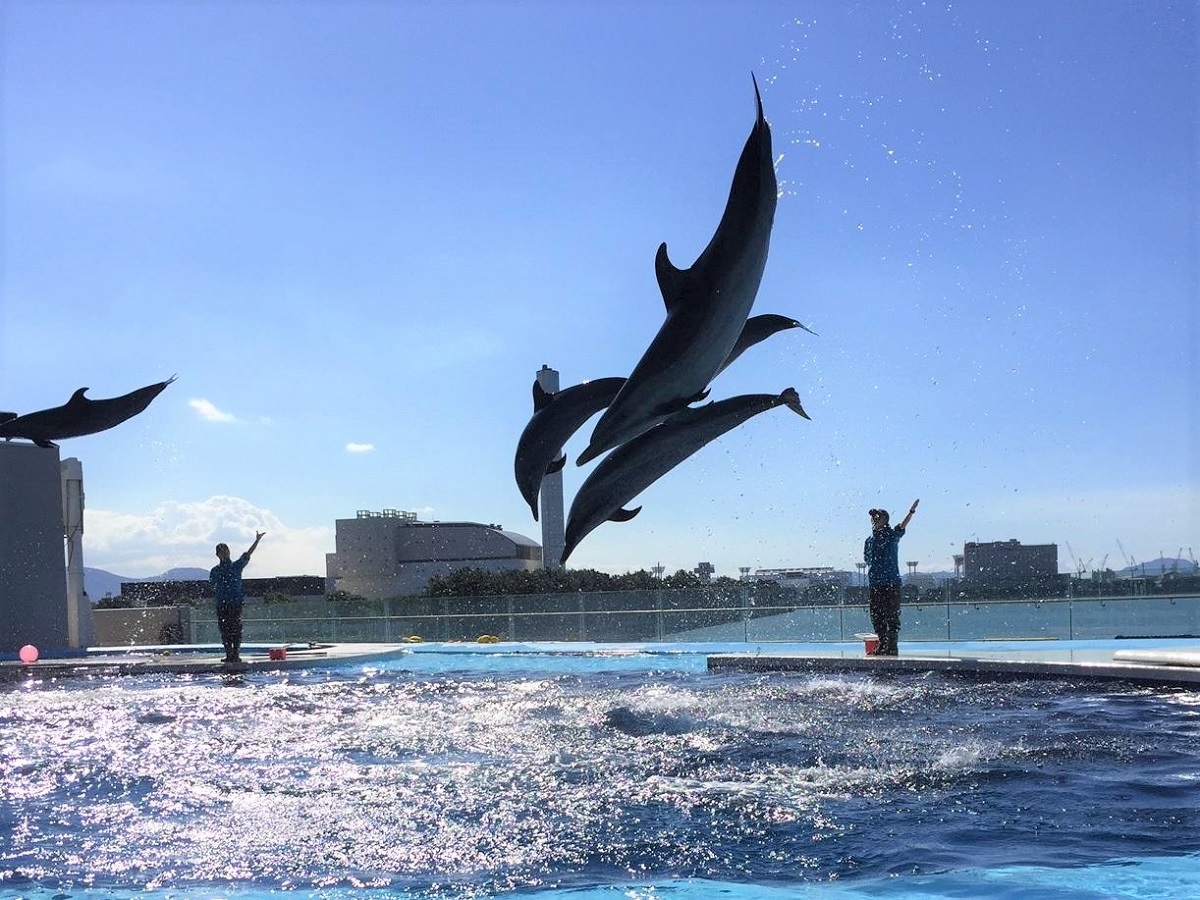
[1065,542,1087,578]
[1116,538,1134,572]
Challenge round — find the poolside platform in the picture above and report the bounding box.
[7,639,1200,687]
[0,642,412,680]
[707,640,1200,687]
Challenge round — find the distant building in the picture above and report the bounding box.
[752,567,852,590]
[963,539,1059,596]
[325,509,542,600]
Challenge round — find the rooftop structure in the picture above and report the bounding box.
[326,511,542,600]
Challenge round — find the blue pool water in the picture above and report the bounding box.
[2,643,1199,899]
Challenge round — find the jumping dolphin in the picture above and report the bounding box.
[719,313,813,375]
[515,376,626,520]
[0,376,177,447]
[577,76,777,465]
[561,387,809,564]
[515,314,808,519]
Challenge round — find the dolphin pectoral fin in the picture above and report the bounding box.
[653,393,701,419]
[608,506,642,523]
[654,242,688,312]
[34,440,57,449]
[0,412,16,425]
[546,455,566,475]
[780,387,811,420]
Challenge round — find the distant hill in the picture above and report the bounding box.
[84,566,210,601]
[1115,557,1199,578]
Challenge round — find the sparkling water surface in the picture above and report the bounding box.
[2,643,1199,899]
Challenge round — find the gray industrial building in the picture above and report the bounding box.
[0,443,93,653]
[325,509,542,600]
[963,539,1060,596]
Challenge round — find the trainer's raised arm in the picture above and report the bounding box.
[247,531,266,556]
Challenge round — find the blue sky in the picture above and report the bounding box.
[2,1,1196,580]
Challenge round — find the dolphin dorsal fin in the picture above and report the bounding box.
[654,243,688,313]
[608,506,642,523]
[68,388,90,404]
[532,381,554,411]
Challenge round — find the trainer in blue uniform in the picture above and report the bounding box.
[210,530,265,665]
[864,500,918,656]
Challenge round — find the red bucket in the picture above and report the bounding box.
[268,647,288,661]
[856,633,879,655]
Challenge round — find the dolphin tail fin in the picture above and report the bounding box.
[780,388,810,420]
[546,455,566,475]
[608,506,642,523]
[532,380,554,411]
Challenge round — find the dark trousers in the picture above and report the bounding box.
[216,604,244,661]
[868,585,902,655]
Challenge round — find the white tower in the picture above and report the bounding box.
[61,457,94,647]
[535,365,566,569]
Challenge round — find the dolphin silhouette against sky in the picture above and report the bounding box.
[719,313,813,376]
[516,313,809,520]
[577,75,777,465]
[0,376,176,447]
[515,376,626,520]
[561,387,809,564]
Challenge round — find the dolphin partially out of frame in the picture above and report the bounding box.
[561,387,809,564]
[515,314,809,520]
[0,376,177,448]
[577,75,778,465]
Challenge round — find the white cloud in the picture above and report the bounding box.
[345,442,375,453]
[189,398,237,423]
[83,496,333,578]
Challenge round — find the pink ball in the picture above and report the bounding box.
[19,645,38,664]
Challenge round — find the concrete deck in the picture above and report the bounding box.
[707,643,1200,687]
[0,642,412,680]
[7,640,1200,688]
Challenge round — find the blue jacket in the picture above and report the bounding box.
[864,526,906,588]
[210,554,250,606]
